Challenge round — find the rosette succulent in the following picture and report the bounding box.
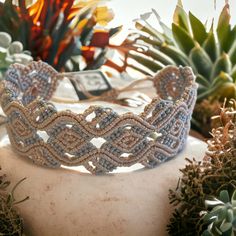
[0,32,32,78]
[202,190,236,236]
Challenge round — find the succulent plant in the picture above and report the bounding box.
[167,100,236,235]
[0,0,120,72]
[110,1,236,137]
[202,190,236,236]
[0,168,28,235]
[0,32,32,78]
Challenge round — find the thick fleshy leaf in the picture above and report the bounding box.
[226,209,233,222]
[211,53,232,79]
[190,44,212,79]
[172,23,195,55]
[219,190,230,203]
[217,3,230,33]
[219,222,232,234]
[189,12,207,45]
[203,206,223,222]
[202,26,218,62]
[160,43,191,67]
[173,0,190,33]
[217,3,231,53]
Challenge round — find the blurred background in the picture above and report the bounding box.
[110,0,236,29]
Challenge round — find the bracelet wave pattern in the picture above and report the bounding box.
[0,61,197,174]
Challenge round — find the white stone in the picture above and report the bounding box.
[0,132,206,236]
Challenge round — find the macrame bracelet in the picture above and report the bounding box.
[0,61,197,174]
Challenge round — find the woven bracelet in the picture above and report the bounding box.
[0,61,197,174]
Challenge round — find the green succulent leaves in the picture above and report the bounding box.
[117,1,236,135]
[203,190,236,236]
[123,1,236,103]
[0,31,32,78]
[171,2,236,103]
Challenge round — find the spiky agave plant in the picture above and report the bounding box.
[110,1,236,137]
[0,0,119,72]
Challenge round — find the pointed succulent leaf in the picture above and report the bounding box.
[202,27,218,62]
[173,0,190,33]
[217,3,232,53]
[172,23,195,55]
[211,53,232,80]
[219,24,236,55]
[160,43,191,67]
[189,44,212,79]
[218,3,230,30]
[189,12,207,45]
